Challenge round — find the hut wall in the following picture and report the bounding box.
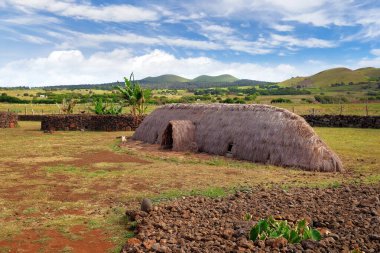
[0,112,18,128]
[133,104,344,172]
[161,120,196,151]
[41,114,144,131]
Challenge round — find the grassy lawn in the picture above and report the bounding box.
[0,122,379,252]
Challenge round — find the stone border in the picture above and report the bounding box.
[19,113,380,129]
[0,112,18,128]
[302,115,380,128]
[18,115,46,121]
[40,114,144,131]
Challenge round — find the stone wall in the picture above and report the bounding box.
[18,115,46,121]
[41,114,145,131]
[30,113,380,131]
[0,112,18,128]
[302,115,380,129]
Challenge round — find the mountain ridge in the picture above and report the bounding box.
[279,67,380,88]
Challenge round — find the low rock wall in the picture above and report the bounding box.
[29,113,380,130]
[302,115,380,128]
[40,114,144,131]
[0,112,18,128]
[18,115,46,121]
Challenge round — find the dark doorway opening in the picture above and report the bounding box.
[161,124,173,149]
[227,143,233,152]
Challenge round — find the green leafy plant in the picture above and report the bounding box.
[56,98,76,114]
[90,98,122,115]
[116,73,149,117]
[249,216,321,244]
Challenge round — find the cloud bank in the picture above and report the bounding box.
[0,49,303,86]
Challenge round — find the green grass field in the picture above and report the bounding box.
[1,102,379,116]
[0,122,379,252]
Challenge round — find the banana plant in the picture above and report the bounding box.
[116,73,147,117]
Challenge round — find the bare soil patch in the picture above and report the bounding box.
[0,185,38,201]
[69,151,150,167]
[127,140,219,161]
[49,185,93,202]
[124,184,380,252]
[0,227,113,253]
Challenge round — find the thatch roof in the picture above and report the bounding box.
[161,120,196,151]
[133,104,343,172]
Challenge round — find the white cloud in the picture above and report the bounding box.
[2,15,60,25]
[357,58,380,67]
[4,0,159,22]
[371,49,380,56]
[307,59,324,65]
[270,34,336,48]
[271,24,294,32]
[200,24,235,35]
[53,30,223,51]
[0,49,305,86]
[20,34,51,44]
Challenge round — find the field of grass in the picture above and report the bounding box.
[0,122,379,252]
[0,103,158,115]
[1,102,380,116]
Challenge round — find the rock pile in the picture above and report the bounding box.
[123,184,380,252]
[0,111,17,128]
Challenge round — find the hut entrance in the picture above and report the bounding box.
[161,124,174,149]
[161,120,196,152]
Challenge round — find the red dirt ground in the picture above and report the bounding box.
[48,185,93,202]
[44,150,150,168]
[0,226,113,253]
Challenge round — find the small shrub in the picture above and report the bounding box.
[314,95,348,104]
[249,216,321,244]
[91,98,122,115]
[301,98,314,104]
[271,98,292,103]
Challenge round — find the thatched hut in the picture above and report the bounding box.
[133,104,343,172]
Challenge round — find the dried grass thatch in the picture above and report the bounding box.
[133,104,343,172]
[161,120,196,151]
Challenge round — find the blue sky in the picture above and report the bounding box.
[0,0,380,86]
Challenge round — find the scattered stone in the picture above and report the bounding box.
[126,238,141,247]
[142,239,156,250]
[123,184,380,252]
[141,198,153,213]
[301,239,319,250]
[369,234,380,241]
[265,237,287,248]
[125,210,137,221]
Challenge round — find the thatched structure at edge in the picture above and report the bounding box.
[132,104,344,172]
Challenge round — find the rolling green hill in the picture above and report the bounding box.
[279,67,380,88]
[355,67,380,79]
[140,74,190,84]
[42,74,273,90]
[192,74,239,83]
